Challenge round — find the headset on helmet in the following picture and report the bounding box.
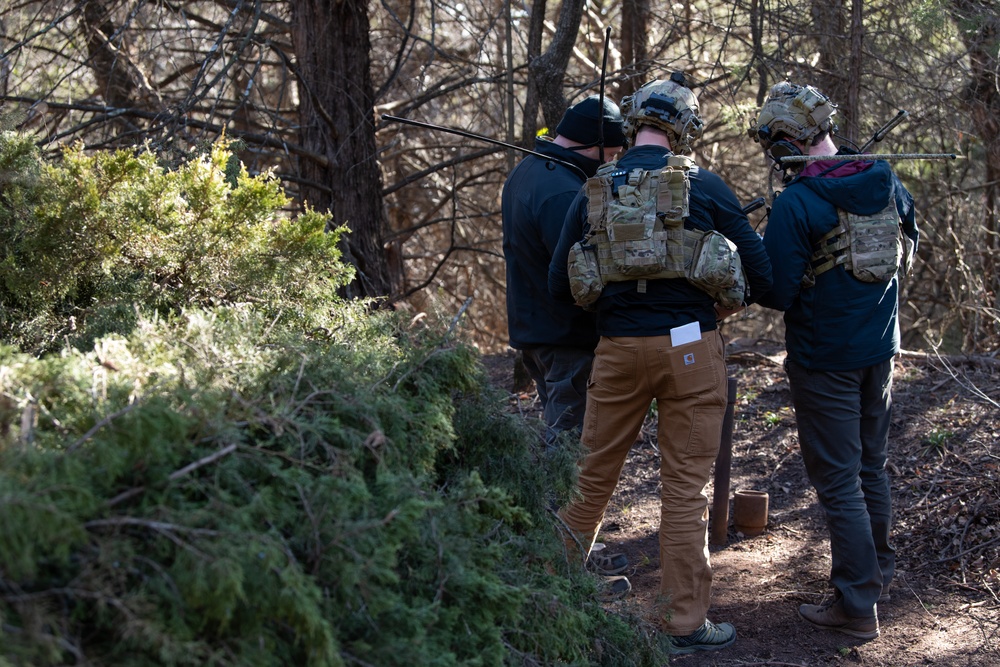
[748,82,837,161]
[620,71,704,153]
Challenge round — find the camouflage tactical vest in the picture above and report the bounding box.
[567,156,746,309]
[805,185,914,286]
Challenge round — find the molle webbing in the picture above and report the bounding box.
[594,228,708,283]
[810,193,904,282]
[809,223,851,276]
[583,159,695,283]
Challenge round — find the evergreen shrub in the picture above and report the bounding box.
[0,135,671,666]
[0,133,352,355]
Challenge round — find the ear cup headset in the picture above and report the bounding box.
[756,130,803,162]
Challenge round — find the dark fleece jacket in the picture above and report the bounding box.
[757,159,918,370]
[502,138,602,350]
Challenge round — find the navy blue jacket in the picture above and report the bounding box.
[548,145,772,337]
[757,159,918,370]
[502,139,602,350]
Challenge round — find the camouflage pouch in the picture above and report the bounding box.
[709,268,747,309]
[841,202,905,283]
[689,231,745,308]
[605,195,670,278]
[690,230,740,287]
[567,240,603,307]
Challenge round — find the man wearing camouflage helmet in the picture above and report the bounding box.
[548,72,772,654]
[747,81,919,640]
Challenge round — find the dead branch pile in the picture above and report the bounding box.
[891,356,1000,605]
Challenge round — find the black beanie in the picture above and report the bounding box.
[555,96,626,148]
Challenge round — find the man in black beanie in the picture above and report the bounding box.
[501,95,628,587]
[553,97,628,157]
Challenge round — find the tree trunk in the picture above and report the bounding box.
[521,0,548,144]
[845,0,864,143]
[751,0,768,105]
[620,0,650,95]
[810,0,852,133]
[949,0,1000,298]
[528,0,587,131]
[290,0,392,300]
[79,0,157,140]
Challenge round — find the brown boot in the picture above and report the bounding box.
[586,543,629,575]
[799,598,879,640]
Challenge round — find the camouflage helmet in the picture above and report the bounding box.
[748,81,837,147]
[620,72,704,153]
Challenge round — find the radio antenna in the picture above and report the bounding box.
[597,26,611,163]
[381,114,587,178]
[860,110,909,153]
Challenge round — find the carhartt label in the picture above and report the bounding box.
[684,353,696,365]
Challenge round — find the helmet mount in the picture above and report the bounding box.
[620,72,704,153]
[749,82,837,147]
[749,81,838,170]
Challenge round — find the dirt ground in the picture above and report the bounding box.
[483,339,1000,667]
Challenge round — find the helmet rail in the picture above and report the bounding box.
[620,71,704,154]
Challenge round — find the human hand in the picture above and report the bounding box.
[714,304,746,321]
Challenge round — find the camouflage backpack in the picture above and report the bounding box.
[567,156,746,308]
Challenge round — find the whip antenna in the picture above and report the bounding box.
[860,110,909,153]
[779,152,959,164]
[597,26,611,163]
[381,114,587,178]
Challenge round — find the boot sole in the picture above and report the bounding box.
[598,576,631,601]
[837,627,880,640]
[587,561,629,576]
[669,637,736,655]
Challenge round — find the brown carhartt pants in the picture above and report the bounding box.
[560,330,727,634]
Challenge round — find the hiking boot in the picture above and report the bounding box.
[587,543,629,575]
[878,585,891,604]
[598,575,631,601]
[667,620,737,655]
[799,598,879,640]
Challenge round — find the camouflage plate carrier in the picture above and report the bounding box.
[568,155,746,309]
[804,184,914,286]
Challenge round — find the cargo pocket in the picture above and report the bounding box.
[686,405,725,456]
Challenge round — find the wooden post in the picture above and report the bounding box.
[711,377,738,546]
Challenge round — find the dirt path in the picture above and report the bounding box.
[484,343,1000,666]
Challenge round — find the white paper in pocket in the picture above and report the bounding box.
[670,321,701,348]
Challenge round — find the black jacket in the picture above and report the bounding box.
[502,139,601,350]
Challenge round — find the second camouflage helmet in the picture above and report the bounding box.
[620,72,704,153]
[748,81,837,146]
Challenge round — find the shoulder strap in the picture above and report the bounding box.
[810,221,851,276]
[586,162,618,234]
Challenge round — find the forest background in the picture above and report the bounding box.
[1,0,998,356]
[0,1,998,666]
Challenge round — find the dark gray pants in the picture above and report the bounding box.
[520,346,593,450]
[786,357,896,617]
